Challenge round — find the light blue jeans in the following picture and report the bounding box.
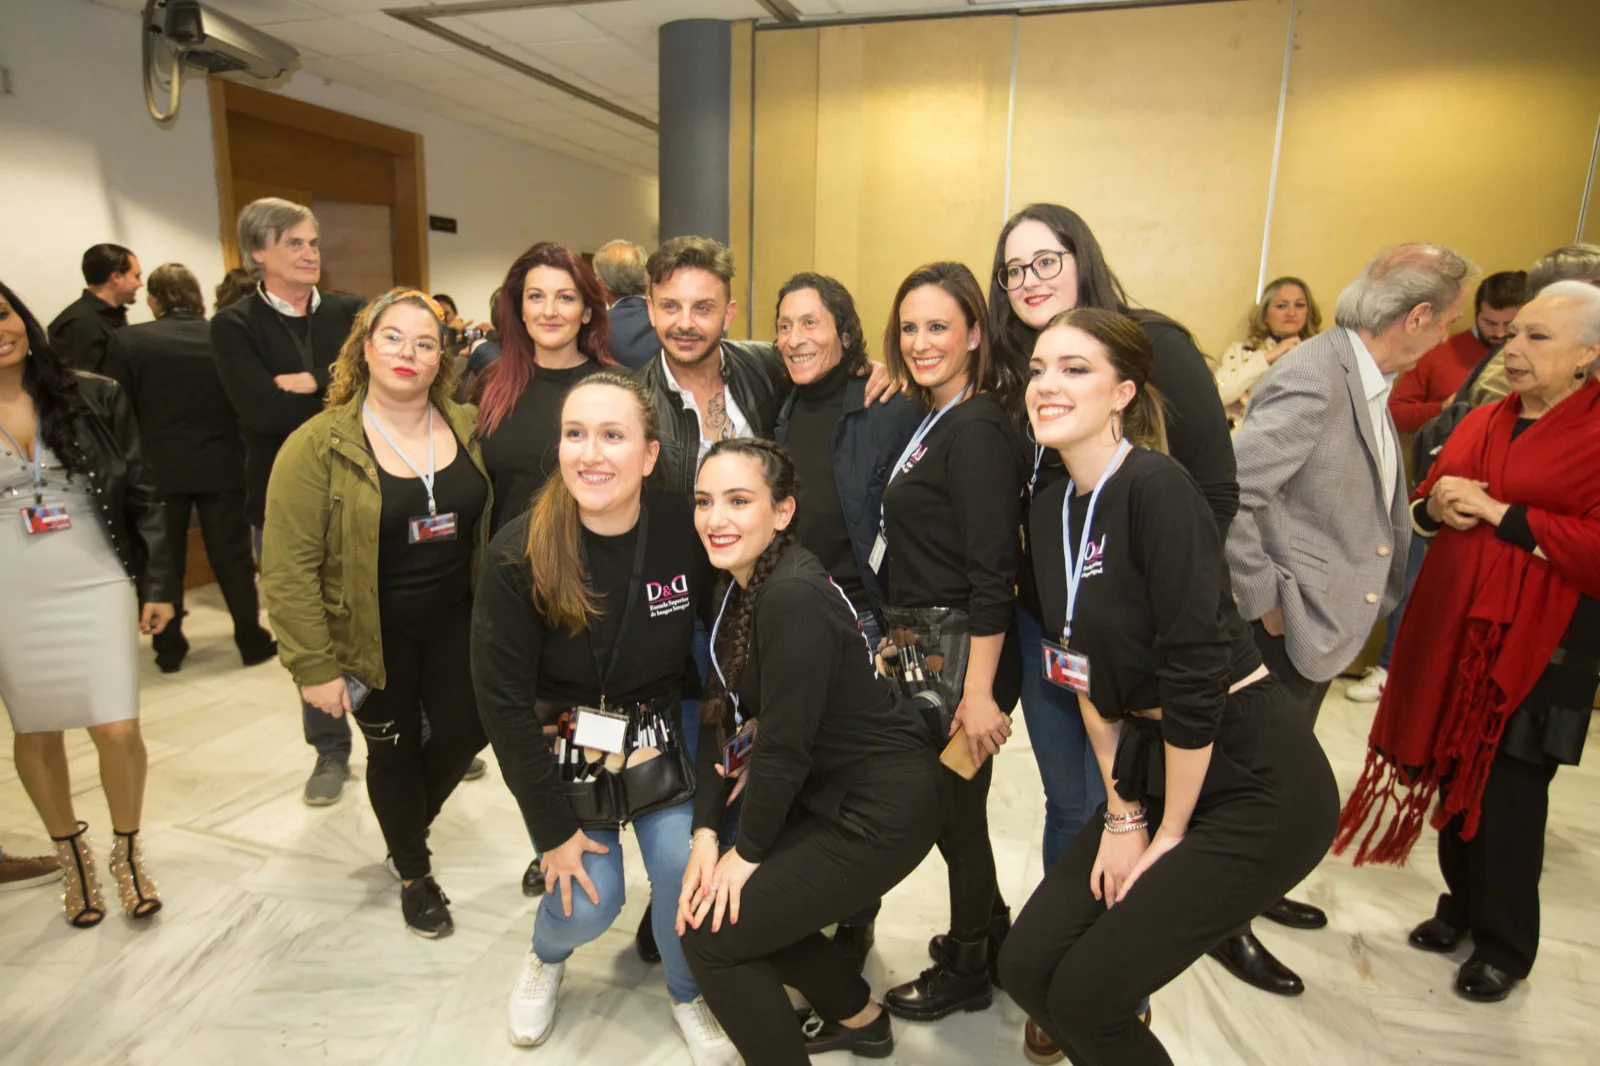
[1017,605,1106,870]
[532,799,699,1003]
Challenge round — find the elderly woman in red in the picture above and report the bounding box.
[1336,280,1600,1004]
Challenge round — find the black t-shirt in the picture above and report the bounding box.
[692,546,932,861]
[787,361,867,609]
[1030,447,1259,751]
[880,390,1025,636]
[374,446,487,625]
[471,489,714,851]
[480,360,609,534]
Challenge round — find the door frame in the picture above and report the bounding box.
[208,79,429,289]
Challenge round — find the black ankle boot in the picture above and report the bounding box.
[886,937,993,1021]
[926,904,1011,989]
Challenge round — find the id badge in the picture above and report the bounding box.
[408,511,458,543]
[20,503,70,535]
[573,706,628,754]
[722,719,757,774]
[1042,640,1091,694]
[868,532,887,574]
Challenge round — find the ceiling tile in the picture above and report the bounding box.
[204,0,329,24]
[343,12,459,53]
[267,17,398,58]
[345,51,477,86]
[568,65,657,99]
[428,75,561,108]
[525,36,654,73]
[446,9,611,47]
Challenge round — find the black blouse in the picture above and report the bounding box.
[374,446,487,625]
[471,489,714,851]
[692,547,931,861]
[880,390,1025,636]
[479,360,609,534]
[1031,447,1260,750]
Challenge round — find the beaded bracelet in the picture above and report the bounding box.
[1104,819,1149,834]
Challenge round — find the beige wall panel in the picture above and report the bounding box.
[730,19,755,339]
[1269,0,1600,318]
[838,17,1014,352]
[1010,0,1290,355]
[751,30,821,343]
[1583,131,1600,247]
[810,25,869,317]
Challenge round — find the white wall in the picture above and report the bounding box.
[0,0,658,326]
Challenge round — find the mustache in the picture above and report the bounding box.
[669,331,706,343]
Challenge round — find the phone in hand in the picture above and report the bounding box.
[343,673,372,711]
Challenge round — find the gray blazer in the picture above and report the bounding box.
[1226,327,1410,683]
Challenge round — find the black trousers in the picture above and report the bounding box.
[939,754,1004,940]
[683,753,942,1066]
[999,679,1338,1066]
[350,599,486,881]
[1249,621,1332,726]
[153,490,272,657]
[1436,745,1559,978]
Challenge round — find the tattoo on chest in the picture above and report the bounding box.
[705,390,734,440]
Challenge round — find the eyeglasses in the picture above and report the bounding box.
[373,330,443,363]
[998,251,1067,292]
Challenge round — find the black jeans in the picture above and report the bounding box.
[999,679,1338,1066]
[939,754,1003,940]
[683,753,941,1066]
[350,599,486,881]
[153,490,272,657]
[1436,746,1559,978]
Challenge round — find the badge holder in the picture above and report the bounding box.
[1041,640,1091,695]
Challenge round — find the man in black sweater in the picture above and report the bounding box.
[106,263,275,675]
[48,243,142,373]
[212,198,365,807]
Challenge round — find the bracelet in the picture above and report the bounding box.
[691,828,719,845]
[1104,819,1148,834]
[1103,808,1146,826]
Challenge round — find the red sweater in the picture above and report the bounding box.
[1389,329,1489,432]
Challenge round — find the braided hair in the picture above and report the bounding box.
[698,437,798,726]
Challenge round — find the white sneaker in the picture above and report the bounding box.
[672,996,739,1065]
[507,950,563,1047]
[1347,666,1387,703]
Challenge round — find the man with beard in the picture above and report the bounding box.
[48,243,143,373]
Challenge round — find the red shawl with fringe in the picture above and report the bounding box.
[1335,379,1600,866]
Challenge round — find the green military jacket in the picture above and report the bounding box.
[260,390,491,689]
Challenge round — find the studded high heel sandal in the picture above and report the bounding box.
[109,829,162,919]
[50,821,106,928]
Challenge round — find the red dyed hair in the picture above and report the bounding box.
[476,241,615,436]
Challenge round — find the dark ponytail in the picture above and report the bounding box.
[1045,307,1169,454]
[697,438,798,726]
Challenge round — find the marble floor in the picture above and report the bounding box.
[1,586,1596,1066]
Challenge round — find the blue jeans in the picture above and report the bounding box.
[533,799,699,1003]
[1017,606,1105,870]
[1377,532,1429,669]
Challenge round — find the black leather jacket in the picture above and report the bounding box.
[63,372,180,604]
[637,340,789,495]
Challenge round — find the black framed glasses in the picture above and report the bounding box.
[998,251,1067,291]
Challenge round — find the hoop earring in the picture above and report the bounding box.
[1112,411,1123,443]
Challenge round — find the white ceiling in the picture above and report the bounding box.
[93,1,1124,180]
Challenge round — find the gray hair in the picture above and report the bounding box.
[592,239,648,299]
[1528,243,1600,295]
[1536,279,1600,359]
[1333,242,1477,335]
[237,198,317,279]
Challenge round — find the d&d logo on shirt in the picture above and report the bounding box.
[647,574,691,619]
[1081,535,1108,580]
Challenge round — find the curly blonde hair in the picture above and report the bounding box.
[325,288,459,408]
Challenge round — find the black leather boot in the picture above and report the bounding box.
[885,937,993,1021]
[1206,931,1304,996]
[927,903,1011,990]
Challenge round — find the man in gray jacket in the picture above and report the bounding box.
[1217,242,1475,994]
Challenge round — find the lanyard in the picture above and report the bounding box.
[579,503,650,711]
[363,403,439,516]
[1060,439,1132,646]
[0,419,43,503]
[1028,443,1045,498]
[888,384,971,487]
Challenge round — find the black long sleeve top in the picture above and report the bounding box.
[478,360,609,535]
[471,490,714,852]
[880,391,1025,636]
[692,546,931,862]
[47,289,127,374]
[785,361,868,609]
[210,290,365,526]
[1030,447,1260,750]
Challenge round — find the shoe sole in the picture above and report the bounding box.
[885,991,992,1022]
[1453,984,1513,1003]
[406,922,454,939]
[1409,937,1467,954]
[1260,913,1329,931]
[509,1018,556,1048]
[302,792,343,807]
[1025,1047,1065,1065]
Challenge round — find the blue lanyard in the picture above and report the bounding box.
[710,583,741,721]
[1060,439,1132,646]
[1028,443,1045,498]
[888,384,971,487]
[363,403,439,515]
[0,419,43,503]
